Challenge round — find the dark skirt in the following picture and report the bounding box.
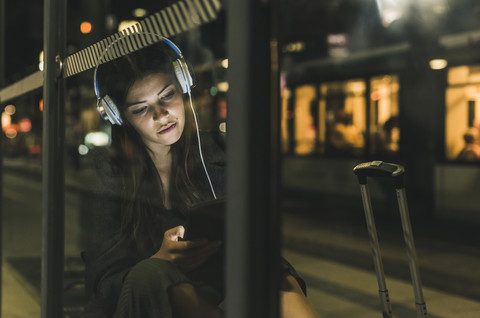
[114,257,306,318]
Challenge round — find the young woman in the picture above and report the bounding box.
[85,35,319,318]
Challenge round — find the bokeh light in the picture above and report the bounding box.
[80,21,92,34]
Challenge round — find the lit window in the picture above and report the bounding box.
[445,65,480,161]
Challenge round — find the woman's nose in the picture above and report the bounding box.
[153,105,169,123]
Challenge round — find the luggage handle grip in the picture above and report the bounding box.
[353,161,405,188]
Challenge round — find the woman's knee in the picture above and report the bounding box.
[123,258,189,294]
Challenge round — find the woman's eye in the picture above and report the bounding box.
[131,106,147,115]
[160,89,175,101]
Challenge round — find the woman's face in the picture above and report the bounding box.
[124,72,185,150]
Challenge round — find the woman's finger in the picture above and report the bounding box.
[169,241,222,264]
[164,225,185,241]
[168,238,213,252]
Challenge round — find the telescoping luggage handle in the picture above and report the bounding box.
[353,160,405,188]
[353,161,427,318]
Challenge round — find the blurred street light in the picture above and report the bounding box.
[80,21,93,34]
[132,8,147,18]
[430,59,448,70]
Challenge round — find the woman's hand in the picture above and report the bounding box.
[151,225,222,272]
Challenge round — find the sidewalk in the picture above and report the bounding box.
[281,199,480,309]
[2,261,40,318]
[284,248,480,317]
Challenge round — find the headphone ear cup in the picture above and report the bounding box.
[173,59,193,94]
[97,95,123,125]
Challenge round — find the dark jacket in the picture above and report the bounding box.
[83,133,226,318]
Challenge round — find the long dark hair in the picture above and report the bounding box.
[97,41,212,251]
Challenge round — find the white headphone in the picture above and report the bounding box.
[93,33,217,199]
[93,34,194,125]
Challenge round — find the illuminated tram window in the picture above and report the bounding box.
[370,75,400,157]
[293,85,316,155]
[281,84,291,153]
[285,74,399,157]
[445,65,480,161]
[322,79,366,157]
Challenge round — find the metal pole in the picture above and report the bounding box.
[0,0,6,315]
[226,0,280,317]
[41,0,66,317]
[359,184,393,318]
[395,188,427,317]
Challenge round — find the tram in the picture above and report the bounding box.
[280,33,480,224]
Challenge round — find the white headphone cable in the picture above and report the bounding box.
[188,92,217,199]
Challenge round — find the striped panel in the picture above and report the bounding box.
[62,0,221,78]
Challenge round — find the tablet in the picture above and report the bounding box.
[185,199,226,292]
[184,199,225,242]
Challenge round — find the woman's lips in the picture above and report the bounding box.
[158,123,176,134]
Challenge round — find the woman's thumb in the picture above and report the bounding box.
[165,225,185,241]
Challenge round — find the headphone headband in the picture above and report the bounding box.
[93,33,193,125]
